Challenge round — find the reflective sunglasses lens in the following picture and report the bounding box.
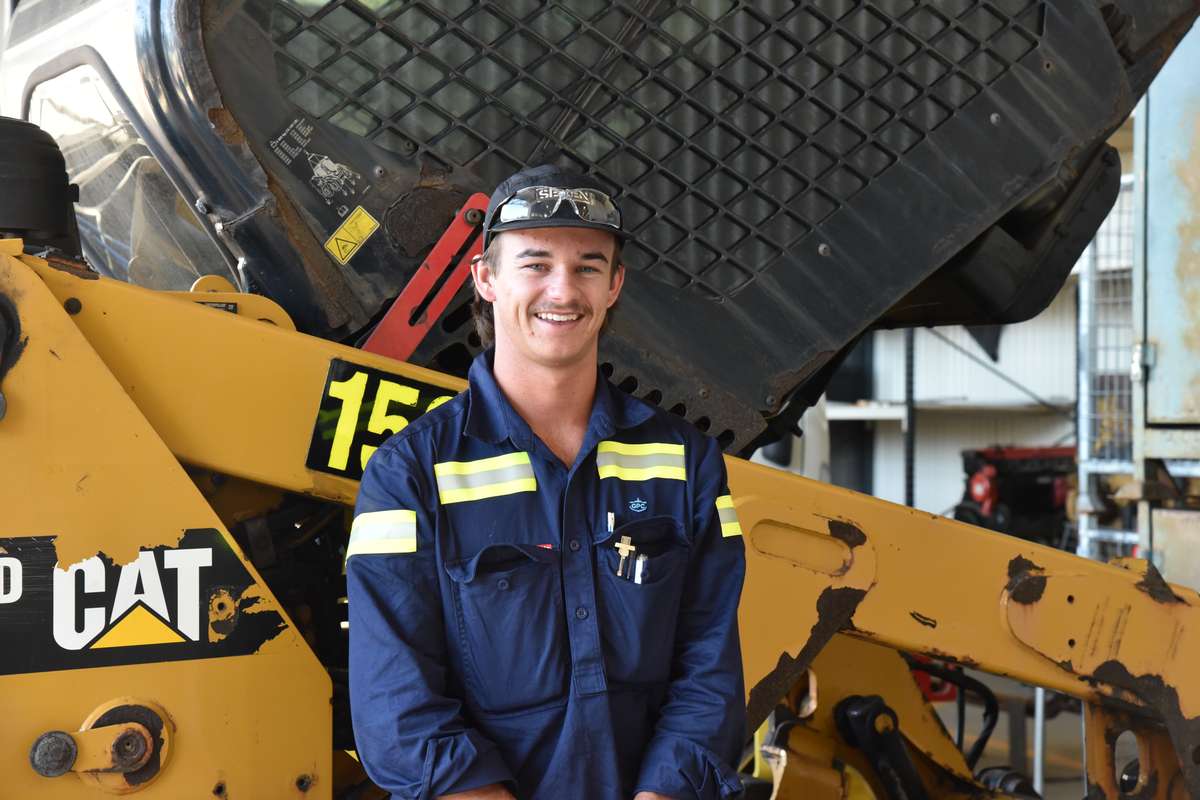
[497,187,621,228]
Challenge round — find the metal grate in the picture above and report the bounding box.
[1080,177,1134,469]
[268,0,1045,301]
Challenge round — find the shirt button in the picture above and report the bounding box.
[574,606,589,620]
[568,539,581,552]
[497,578,510,590]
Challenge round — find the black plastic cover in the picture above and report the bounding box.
[201,1,1199,451]
[0,116,80,256]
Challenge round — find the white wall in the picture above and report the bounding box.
[873,280,1076,409]
[872,411,1073,513]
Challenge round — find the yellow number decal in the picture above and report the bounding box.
[360,381,421,469]
[327,371,369,471]
[427,395,454,412]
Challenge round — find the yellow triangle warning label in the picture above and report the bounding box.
[334,237,357,260]
[91,604,187,649]
[325,206,380,265]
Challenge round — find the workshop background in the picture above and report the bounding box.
[757,21,1199,797]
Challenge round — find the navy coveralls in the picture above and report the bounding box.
[347,352,747,799]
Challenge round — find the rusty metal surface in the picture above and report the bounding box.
[1145,25,1200,423]
[1082,701,1188,800]
[1004,556,1200,796]
[68,722,154,774]
[725,456,1200,793]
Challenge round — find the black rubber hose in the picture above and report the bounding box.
[956,684,966,750]
[904,656,1000,769]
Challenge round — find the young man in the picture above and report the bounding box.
[347,165,747,800]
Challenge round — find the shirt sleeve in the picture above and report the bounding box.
[635,433,747,799]
[347,444,514,799]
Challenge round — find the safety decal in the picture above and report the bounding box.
[324,206,379,266]
[307,358,456,481]
[269,116,371,220]
[0,529,285,675]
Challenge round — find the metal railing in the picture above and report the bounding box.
[1076,174,1135,560]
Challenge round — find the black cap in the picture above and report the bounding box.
[483,164,628,249]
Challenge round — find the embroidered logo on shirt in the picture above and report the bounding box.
[628,498,648,513]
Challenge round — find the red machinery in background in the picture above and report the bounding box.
[953,447,1075,549]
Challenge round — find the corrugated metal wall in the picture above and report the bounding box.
[873,282,1076,409]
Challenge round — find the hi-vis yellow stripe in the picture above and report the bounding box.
[596,441,686,482]
[433,451,530,475]
[434,452,537,504]
[346,509,417,560]
[598,465,687,481]
[597,441,685,456]
[716,494,743,537]
[440,477,538,504]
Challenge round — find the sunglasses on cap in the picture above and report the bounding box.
[496,186,623,229]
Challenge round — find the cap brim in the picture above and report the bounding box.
[485,218,630,247]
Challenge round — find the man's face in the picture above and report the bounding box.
[472,226,624,371]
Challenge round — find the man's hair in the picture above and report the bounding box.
[470,232,623,348]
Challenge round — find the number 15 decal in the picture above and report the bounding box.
[307,359,455,480]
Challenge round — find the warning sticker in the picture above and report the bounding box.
[325,206,380,265]
[268,116,371,219]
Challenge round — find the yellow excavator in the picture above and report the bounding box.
[2,0,1200,797]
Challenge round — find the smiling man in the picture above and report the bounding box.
[347,165,747,800]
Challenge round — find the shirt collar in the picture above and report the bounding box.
[463,350,655,447]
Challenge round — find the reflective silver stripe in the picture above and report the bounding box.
[716,494,742,537]
[595,452,683,470]
[434,462,533,493]
[434,452,537,504]
[346,510,417,559]
[596,441,686,481]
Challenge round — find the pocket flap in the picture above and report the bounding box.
[445,542,557,583]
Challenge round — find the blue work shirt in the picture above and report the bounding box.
[347,351,747,799]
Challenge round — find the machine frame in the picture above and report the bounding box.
[3,241,1197,798]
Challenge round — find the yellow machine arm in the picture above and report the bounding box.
[1,243,1195,799]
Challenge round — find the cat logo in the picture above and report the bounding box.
[0,529,285,675]
[53,547,211,650]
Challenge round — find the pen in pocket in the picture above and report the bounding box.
[633,554,646,584]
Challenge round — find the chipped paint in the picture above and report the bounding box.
[828,519,867,549]
[1092,660,1200,799]
[1135,561,1184,604]
[745,585,867,732]
[1006,555,1047,604]
[910,611,938,628]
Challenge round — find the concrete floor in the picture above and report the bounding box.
[930,672,1136,800]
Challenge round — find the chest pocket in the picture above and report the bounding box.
[445,543,569,714]
[594,515,690,685]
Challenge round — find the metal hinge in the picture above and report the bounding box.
[1131,342,1156,384]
